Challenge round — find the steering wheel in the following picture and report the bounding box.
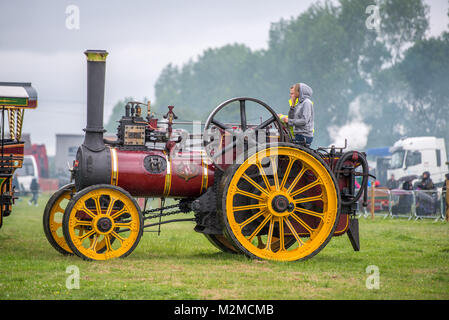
[203,97,291,171]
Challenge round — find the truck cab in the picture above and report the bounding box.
[388,137,448,187]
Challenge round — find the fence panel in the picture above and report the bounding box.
[356,187,446,221]
[413,189,443,221]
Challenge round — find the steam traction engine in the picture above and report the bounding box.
[43,50,369,261]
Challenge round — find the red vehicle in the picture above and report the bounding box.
[43,50,369,261]
[25,143,49,179]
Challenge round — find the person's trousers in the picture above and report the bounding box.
[294,134,313,147]
[30,192,39,204]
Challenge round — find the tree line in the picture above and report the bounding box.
[105,0,449,150]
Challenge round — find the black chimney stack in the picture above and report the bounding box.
[83,50,108,151]
[73,50,111,191]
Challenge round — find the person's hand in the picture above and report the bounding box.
[278,114,288,124]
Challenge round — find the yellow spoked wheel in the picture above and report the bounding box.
[219,143,340,261]
[62,184,143,261]
[43,184,113,255]
[43,184,76,255]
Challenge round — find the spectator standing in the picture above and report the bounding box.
[386,174,398,189]
[29,178,39,206]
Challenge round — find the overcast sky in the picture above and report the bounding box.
[1,0,448,155]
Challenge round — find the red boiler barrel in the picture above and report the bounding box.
[110,148,215,198]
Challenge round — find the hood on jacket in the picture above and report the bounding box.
[299,83,313,103]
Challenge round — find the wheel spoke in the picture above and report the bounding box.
[77,229,95,241]
[233,203,267,212]
[110,207,127,220]
[238,209,266,229]
[295,208,324,220]
[284,216,305,246]
[211,119,233,133]
[270,156,280,191]
[265,217,275,251]
[290,179,321,197]
[93,196,102,215]
[294,194,323,204]
[105,197,118,216]
[278,217,285,251]
[104,234,112,252]
[115,222,132,229]
[235,187,266,201]
[255,160,272,192]
[254,116,275,131]
[290,212,315,235]
[241,173,270,196]
[81,203,97,219]
[74,219,93,227]
[55,204,65,213]
[51,221,62,229]
[88,234,99,251]
[280,156,294,190]
[240,100,247,131]
[248,214,271,242]
[286,166,307,194]
[111,231,125,243]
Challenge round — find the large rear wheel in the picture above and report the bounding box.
[219,143,340,261]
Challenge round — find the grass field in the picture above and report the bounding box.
[0,192,448,300]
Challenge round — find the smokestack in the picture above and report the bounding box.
[83,50,108,151]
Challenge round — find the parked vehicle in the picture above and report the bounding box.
[16,155,39,194]
[388,137,448,187]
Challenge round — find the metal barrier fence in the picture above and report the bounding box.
[357,187,447,222]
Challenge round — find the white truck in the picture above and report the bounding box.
[388,136,448,187]
[15,155,39,194]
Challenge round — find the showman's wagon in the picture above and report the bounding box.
[0,82,37,228]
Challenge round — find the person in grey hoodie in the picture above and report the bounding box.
[286,83,314,147]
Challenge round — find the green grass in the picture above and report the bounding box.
[0,193,448,300]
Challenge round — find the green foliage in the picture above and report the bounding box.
[154,44,257,122]
[105,0,448,150]
[396,35,449,139]
[379,0,429,61]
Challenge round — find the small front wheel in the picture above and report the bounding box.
[43,184,76,255]
[63,184,143,261]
